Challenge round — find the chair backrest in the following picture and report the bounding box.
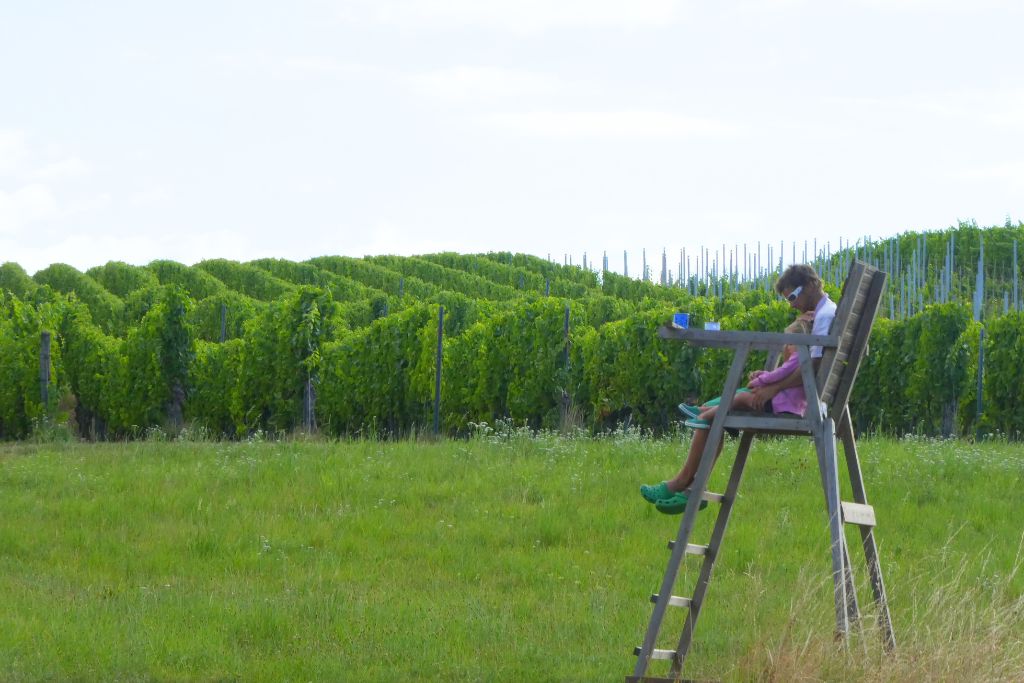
[816,260,887,418]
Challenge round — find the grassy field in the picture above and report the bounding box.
[0,430,1022,682]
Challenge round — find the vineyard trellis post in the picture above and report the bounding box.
[303,376,315,433]
[1014,240,1019,312]
[976,326,985,441]
[434,305,444,435]
[563,304,571,369]
[39,331,51,410]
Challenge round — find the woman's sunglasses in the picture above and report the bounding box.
[785,285,803,302]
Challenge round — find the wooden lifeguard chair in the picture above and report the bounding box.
[629,259,895,682]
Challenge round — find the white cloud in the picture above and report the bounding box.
[349,219,467,257]
[853,0,1018,11]
[335,0,685,32]
[129,186,173,207]
[0,184,61,234]
[485,110,741,138]
[278,56,381,78]
[411,66,561,100]
[33,157,91,181]
[957,161,1024,190]
[0,130,30,175]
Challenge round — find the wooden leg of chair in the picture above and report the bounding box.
[816,417,850,640]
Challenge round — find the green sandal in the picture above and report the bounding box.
[640,481,671,503]
[655,490,709,515]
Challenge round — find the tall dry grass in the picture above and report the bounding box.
[734,537,1024,682]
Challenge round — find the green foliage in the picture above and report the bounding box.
[86,261,160,299]
[186,339,245,436]
[601,271,681,303]
[196,259,296,301]
[905,303,974,435]
[57,300,122,437]
[110,287,195,433]
[850,318,903,435]
[307,256,438,299]
[233,287,333,434]
[982,313,1024,437]
[318,303,435,436]
[0,292,65,438]
[122,285,165,326]
[482,251,601,291]
[419,252,545,293]
[33,263,125,334]
[147,260,228,300]
[577,294,637,328]
[6,245,1024,440]
[954,320,984,437]
[580,303,711,431]
[249,258,378,303]
[367,255,522,301]
[189,291,263,342]
[437,299,587,431]
[430,291,496,337]
[0,262,38,300]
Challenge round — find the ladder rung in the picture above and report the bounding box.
[633,647,676,660]
[666,541,709,556]
[841,501,876,527]
[651,593,692,608]
[701,491,725,503]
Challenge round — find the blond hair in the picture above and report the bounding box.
[784,318,812,335]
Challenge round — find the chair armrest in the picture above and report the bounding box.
[657,325,839,351]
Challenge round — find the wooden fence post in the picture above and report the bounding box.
[39,331,51,409]
[434,305,444,435]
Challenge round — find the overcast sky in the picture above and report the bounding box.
[2,1,1022,277]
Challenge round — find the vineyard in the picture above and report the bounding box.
[1,222,1023,441]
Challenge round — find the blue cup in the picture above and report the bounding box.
[673,312,689,329]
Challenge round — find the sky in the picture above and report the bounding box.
[1,1,1022,278]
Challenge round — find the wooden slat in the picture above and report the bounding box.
[651,594,692,608]
[723,414,812,432]
[634,647,676,660]
[665,541,709,556]
[841,501,876,527]
[830,271,887,414]
[658,327,838,351]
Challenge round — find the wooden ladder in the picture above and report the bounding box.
[628,405,895,682]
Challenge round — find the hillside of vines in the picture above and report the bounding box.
[1,222,1023,441]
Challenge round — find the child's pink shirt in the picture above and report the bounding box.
[750,352,807,416]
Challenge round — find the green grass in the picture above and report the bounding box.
[0,433,1021,681]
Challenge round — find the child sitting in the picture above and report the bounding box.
[683,317,811,428]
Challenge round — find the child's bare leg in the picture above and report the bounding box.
[699,390,752,421]
[731,391,757,411]
[666,428,724,493]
